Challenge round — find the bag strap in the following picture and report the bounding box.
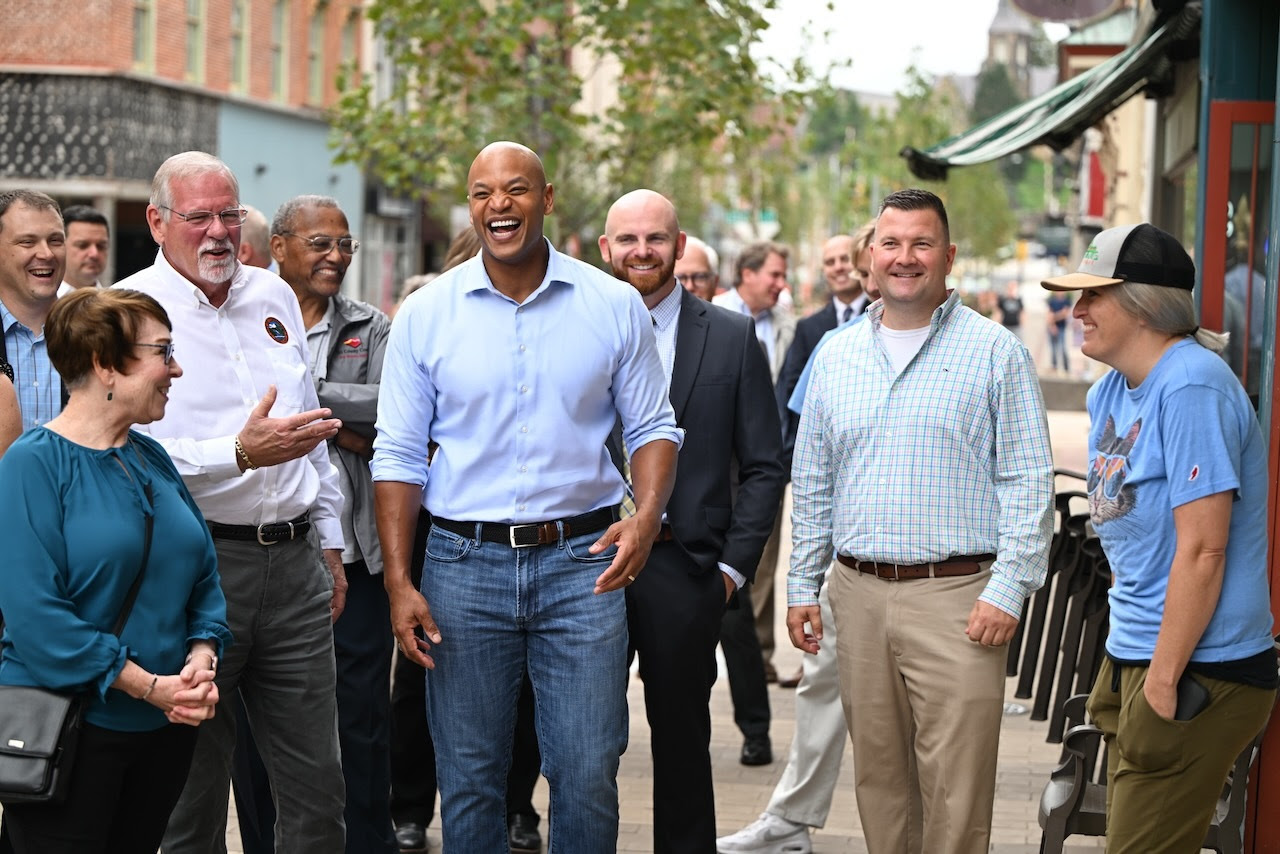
[110,481,155,637]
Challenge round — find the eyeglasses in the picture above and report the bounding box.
[160,205,248,229]
[134,342,176,365]
[682,272,715,284]
[279,232,360,255]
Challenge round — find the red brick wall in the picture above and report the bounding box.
[1,0,362,110]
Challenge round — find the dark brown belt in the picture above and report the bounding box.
[208,514,311,546]
[837,553,995,581]
[654,523,675,544]
[433,506,619,548]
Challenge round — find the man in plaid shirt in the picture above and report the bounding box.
[786,189,1054,854]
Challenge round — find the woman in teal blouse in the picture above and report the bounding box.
[0,288,232,853]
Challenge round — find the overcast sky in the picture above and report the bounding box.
[758,0,1067,95]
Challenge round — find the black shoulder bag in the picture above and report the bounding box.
[0,482,155,805]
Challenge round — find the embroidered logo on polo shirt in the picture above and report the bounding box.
[264,317,289,344]
[343,337,362,348]
[1188,465,1199,482]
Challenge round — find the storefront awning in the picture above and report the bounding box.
[900,2,1201,181]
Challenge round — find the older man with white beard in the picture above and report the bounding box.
[115,151,350,854]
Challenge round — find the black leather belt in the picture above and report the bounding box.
[208,514,311,546]
[837,553,995,581]
[433,506,619,548]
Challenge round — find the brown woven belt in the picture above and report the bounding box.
[836,553,995,581]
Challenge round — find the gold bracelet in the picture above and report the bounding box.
[234,435,258,470]
[140,674,158,701]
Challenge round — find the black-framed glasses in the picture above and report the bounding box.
[159,205,248,229]
[279,232,360,255]
[134,342,176,365]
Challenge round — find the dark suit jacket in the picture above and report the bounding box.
[653,288,785,582]
[776,301,838,475]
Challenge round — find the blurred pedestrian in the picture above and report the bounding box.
[714,242,796,764]
[1042,223,1278,853]
[0,288,230,853]
[56,205,110,296]
[998,280,1024,341]
[1047,290,1072,373]
[675,236,720,301]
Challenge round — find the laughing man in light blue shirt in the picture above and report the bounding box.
[372,142,681,852]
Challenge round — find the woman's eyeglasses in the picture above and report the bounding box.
[134,342,176,365]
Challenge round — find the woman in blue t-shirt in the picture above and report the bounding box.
[1042,223,1277,853]
[0,288,232,853]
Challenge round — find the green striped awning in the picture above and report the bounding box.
[901,2,1201,181]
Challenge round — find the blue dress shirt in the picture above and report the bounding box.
[0,297,61,430]
[372,240,682,523]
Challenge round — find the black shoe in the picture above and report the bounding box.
[394,821,428,853]
[508,813,542,853]
[740,735,773,766]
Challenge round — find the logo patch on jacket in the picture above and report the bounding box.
[264,317,289,344]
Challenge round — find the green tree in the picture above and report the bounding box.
[331,0,826,241]
[849,66,1016,263]
[971,62,1028,187]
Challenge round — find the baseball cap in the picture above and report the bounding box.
[1041,223,1195,291]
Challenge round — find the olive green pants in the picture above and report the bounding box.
[1086,656,1275,853]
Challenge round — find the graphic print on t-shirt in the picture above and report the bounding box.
[1088,415,1140,523]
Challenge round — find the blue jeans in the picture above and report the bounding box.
[421,523,629,853]
[1049,327,1070,372]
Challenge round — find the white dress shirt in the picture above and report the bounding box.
[115,251,345,549]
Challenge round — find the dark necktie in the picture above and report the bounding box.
[841,306,853,324]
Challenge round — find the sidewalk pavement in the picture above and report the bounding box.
[222,410,1101,853]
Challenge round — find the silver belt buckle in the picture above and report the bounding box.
[509,524,537,548]
[256,521,294,546]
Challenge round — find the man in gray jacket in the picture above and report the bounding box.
[273,194,395,853]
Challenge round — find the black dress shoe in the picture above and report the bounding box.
[508,813,542,853]
[740,735,773,766]
[394,820,428,853]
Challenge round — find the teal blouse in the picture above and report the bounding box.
[0,428,232,732]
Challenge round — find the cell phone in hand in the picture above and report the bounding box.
[1174,671,1211,721]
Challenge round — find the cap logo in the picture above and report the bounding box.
[1082,243,1100,262]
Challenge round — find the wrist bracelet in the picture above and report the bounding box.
[140,674,158,701]
[234,435,258,470]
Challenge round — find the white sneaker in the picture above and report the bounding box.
[716,812,812,853]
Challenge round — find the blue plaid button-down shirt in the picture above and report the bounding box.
[0,298,60,431]
[788,291,1053,618]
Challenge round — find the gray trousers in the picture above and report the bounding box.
[162,530,346,854]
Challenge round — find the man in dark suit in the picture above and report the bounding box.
[777,226,874,465]
[776,227,873,432]
[599,190,785,854]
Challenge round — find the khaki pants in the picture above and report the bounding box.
[1087,656,1276,853]
[830,563,1004,854]
[749,501,784,672]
